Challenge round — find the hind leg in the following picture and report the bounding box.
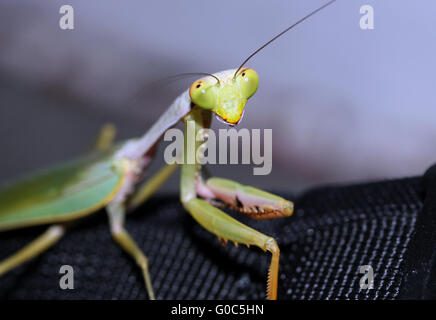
[94,123,117,151]
[127,163,178,211]
[0,224,66,276]
[107,203,155,299]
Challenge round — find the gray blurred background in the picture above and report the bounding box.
[0,0,435,195]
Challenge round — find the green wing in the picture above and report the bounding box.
[0,146,126,231]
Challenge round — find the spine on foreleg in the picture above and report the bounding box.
[196,177,293,219]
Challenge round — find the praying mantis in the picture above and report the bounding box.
[0,0,336,300]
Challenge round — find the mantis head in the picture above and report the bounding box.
[188,0,336,125]
[189,68,259,125]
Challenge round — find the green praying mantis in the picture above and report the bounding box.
[0,0,336,300]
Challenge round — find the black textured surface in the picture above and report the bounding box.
[399,165,436,299]
[0,177,425,299]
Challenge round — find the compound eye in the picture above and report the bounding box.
[236,68,259,99]
[189,80,216,110]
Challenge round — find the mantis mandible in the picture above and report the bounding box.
[0,0,336,300]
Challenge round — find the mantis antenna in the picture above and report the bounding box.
[149,72,220,87]
[126,72,220,112]
[233,0,337,78]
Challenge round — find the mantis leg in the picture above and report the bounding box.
[0,224,66,276]
[94,123,117,151]
[197,176,293,220]
[127,163,178,211]
[182,197,280,300]
[180,108,285,299]
[106,203,155,300]
[192,177,293,299]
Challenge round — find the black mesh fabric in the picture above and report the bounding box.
[0,176,426,299]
